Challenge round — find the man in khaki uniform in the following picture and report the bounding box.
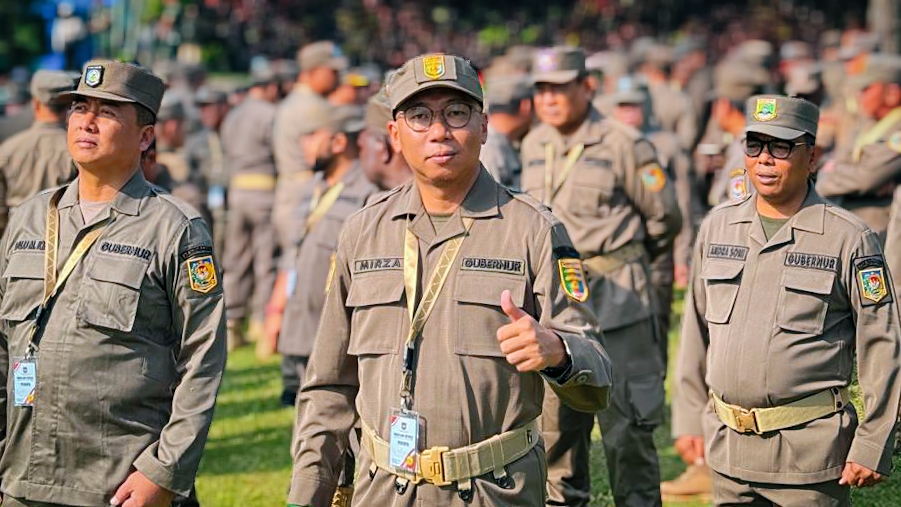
[358,89,412,192]
[219,67,281,350]
[273,41,347,250]
[0,70,77,238]
[154,94,191,183]
[480,76,533,188]
[674,95,901,506]
[817,54,901,239]
[521,47,682,507]
[288,53,612,507]
[636,44,699,151]
[0,60,226,507]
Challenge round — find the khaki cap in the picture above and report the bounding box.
[29,70,76,105]
[364,88,393,134]
[484,76,532,108]
[784,64,821,96]
[713,60,769,102]
[194,86,228,105]
[849,54,901,90]
[386,54,483,111]
[737,39,775,67]
[744,95,819,140]
[156,93,185,122]
[611,75,650,104]
[301,102,365,136]
[298,41,348,72]
[65,60,165,116]
[532,47,586,84]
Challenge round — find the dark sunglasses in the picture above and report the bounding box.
[743,136,809,160]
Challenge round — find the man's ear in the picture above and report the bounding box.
[331,132,348,154]
[139,125,155,152]
[388,120,403,153]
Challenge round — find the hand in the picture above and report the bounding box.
[111,471,175,507]
[263,312,283,350]
[674,264,690,289]
[839,461,884,488]
[496,290,566,372]
[674,435,706,466]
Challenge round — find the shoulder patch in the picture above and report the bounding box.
[640,163,666,193]
[557,257,589,302]
[187,255,218,293]
[855,255,892,305]
[887,131,901,153]
[728,168,748,201]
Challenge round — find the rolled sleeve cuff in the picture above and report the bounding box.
[847,438,895,476]
[134,444,194,498]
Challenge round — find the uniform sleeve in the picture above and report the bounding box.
[288,224,359,507]
[816,142,901,197]
[0,149,9,239]
[675,100,699,152]
[0,228,11,466]
[671,147,698,268]
[885,186,901,284]
[133,218,227,496]
[273,101,311,177]
[535,223,612,413]
[671,218,710,438]
[623,138,683,258]
[845,230,901,476]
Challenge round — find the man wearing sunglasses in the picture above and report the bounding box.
[288,53,613,507]
[673,95,901,506]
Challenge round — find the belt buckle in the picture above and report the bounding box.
[732,406,759,434]
[420,446,451,486]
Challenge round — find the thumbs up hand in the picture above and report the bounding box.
[497,290,567,372]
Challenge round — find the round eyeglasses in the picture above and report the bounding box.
[398,103,478,132]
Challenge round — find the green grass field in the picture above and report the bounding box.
[196,296,901,506]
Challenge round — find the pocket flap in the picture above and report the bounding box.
[454,275,526,307]
[3,255,45,280]
[701,260,744,281]
[781,269,835,295]
[346,274,404,307]
[89,257,148,289]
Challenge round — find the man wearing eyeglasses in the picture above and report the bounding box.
[287,53,613,507]
[520,46,682,507]
[673,95,901,506]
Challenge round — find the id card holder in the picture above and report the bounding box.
[207,185,226,210]
[12,357,37,407]
[388,408,424,474]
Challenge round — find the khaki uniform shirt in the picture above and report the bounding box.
[288,168,612,507]
[520,108,682,330]
[220,96,278,180]
[184,127,225,190]
[649,82,699,151]
[278,164,377,357]
[674,188,901,484]
[816,110,901,237]
[0,172,226,504]
[648,129,699,271]
[0,121,76,237]
[480,124,520,188]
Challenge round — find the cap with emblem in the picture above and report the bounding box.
[298,41,348,72]
[713,60,769,102]
[364,88,392,134]
[386,54,483,111]
[300,102,365,136]
[532,46,587,84]
[612,75,650,105]
[29,70,76,105]
[484,76,532,110]
[64,60,165,116]
[156,93,185,122]
[744,95,819,140]
[849,54,901,90]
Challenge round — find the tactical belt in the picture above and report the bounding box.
[360,417,539,487]
[581,243,647,278]
[712,387,849,435]
[230,173,277,191]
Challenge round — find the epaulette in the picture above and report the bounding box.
[505,187,560,227]
[152,187,204,220]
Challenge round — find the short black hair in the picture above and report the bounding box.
[134,104,156,127]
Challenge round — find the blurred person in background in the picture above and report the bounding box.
[358,88,412,192]
[480,76,532,188]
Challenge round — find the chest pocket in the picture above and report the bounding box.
[78,256,149,333]
[346,273,404,355]
[0,254,45,322]
[454,274,526,357]
[568,161,616,217]
[776,269,834,335]
[702,261,744,324]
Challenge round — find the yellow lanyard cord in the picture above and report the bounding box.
[306,182,345,235]
[399,216,475,409]
[543,142,585,206]
[853,107,901,163]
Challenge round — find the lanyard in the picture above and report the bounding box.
[398,215,474,410]
[305,181,345,236]
[543,142,585,206]
[27,188,111,357]
[853,107,901,162]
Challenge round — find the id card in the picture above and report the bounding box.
[12,358,36,407]
[207,185,226,210]
[389,408,423,473]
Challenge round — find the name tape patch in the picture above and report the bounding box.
[784,252,839,272]
[13,239,45,252]
[707,244,748,261]
[100,241,152,261]
[354,257,403,274]
[461,257,525,276]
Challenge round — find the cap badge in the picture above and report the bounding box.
[536,51,558,73]
[422,55,446,80]
[84,65,104,88]
[753,98,777,122]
